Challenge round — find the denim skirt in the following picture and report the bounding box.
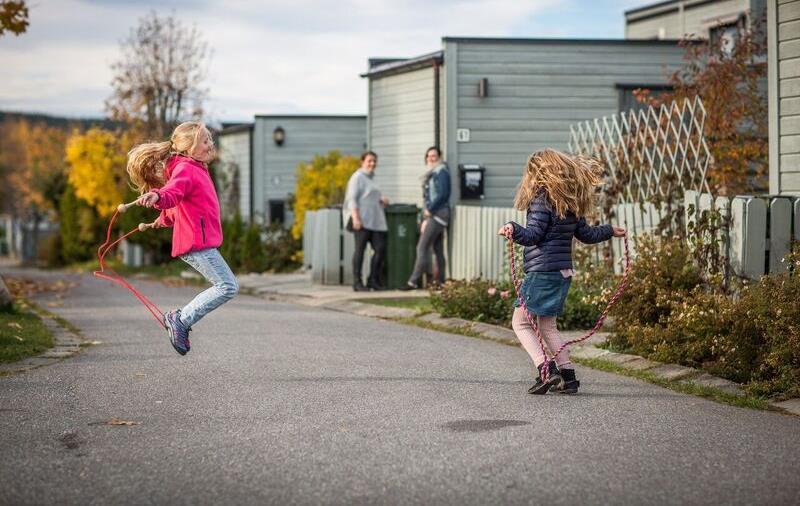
[513,271,572,317]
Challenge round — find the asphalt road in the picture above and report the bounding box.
[1,269,799,505]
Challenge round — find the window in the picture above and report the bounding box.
[709,16,745,56]
[268,200,285,225]
[616,84,672,114]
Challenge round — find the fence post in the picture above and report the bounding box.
[684,190,699,234]
[730,196,767,279]
[769,197,792,273]
[794,198,800,244]
[302,210,317,270]
[714,196,731,267]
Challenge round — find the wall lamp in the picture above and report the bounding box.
[478,78,489,98]
[273,126,285,146]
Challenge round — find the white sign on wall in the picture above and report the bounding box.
[456,128,471,143]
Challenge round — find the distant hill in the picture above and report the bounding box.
[0,111,122,130]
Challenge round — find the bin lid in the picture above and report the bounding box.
[385,204,419,214]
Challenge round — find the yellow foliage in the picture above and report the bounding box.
[65,128,132,217]
[291,151,359,239]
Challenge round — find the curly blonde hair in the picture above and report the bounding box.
[126,121,212,194]
[513,148,603,219]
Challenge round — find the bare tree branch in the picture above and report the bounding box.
[106,11,210,139]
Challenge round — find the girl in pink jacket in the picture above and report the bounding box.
[126,121,238,356]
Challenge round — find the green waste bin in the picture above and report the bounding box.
[385,204,419,289]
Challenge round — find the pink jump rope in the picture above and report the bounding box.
[93,200,166,329]
[506,232,632,381]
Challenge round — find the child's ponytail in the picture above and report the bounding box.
[126,140,172,194]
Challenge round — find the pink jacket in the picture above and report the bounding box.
[153,155,223,257]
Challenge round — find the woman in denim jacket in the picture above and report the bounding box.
[402,146,451,289]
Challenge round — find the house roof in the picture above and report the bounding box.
[360,51,443,79]
[625,0,682,18]
[219,123,254,135]
[441,36,684,45]
[253,114,365,120]
[362,38,684,79]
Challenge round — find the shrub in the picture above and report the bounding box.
[220,212,245,270]
[220,215,302,274]
[240,222,268,273]
[430,265,612,331]
[607,235,800,399]
[431,278,514,326]
[606,234,702,350]
[262,222,302,273]
[291,151,359,239]
[58,183,102,265]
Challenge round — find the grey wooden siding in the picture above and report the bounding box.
[368,66,438,205]
[771,0,800,194]
[444,40,685,206]
[626,0,751,39]
[253,116,366,220]
[218,129,251,219]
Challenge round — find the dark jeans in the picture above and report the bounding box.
[352,228,387,287]
[409,218,446,285]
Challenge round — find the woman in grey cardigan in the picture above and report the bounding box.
[402,146,451,290]
[343,151,389,291]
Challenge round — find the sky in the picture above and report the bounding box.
[0,0,653,124]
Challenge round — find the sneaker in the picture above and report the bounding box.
[164,309,191,356]
[367,280,387,291]
[352,281,369,292]
[555,368,580,394]
[399,281,419,291]
[528,360,561,395]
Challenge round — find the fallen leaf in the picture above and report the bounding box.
[14,335,24,342]
[7,322,22,329]
[108,418,139,426]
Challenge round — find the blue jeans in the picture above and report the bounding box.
[179,248,238,328]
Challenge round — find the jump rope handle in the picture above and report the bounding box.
[117,200,138,214]
[117,200,157,232]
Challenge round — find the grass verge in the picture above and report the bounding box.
[388,313,776,412]
[0,302,54,363]
[391,316,483,338]
[356,296,432,314]
[572,357,772,411]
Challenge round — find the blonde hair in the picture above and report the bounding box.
[513,148,603,219]
[126,121,213,193]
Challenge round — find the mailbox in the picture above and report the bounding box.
[459,164,485,200]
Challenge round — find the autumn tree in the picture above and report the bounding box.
[290,151,359,240]
[65,128,129,217]
[0,1,28,36]
[64,128,171,260]
[0,118,68,261]
[106,11,210,139]
[0,119,67,219]
[639,18,767,195]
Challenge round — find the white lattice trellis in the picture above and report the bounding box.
[568,96,712,205]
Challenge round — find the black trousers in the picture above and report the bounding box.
[352,228,387,287]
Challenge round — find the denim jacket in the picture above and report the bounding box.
[423,163,451,214]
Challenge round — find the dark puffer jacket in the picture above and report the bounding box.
[509,193,613,272]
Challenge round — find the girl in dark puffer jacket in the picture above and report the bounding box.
[498,149,625,395]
